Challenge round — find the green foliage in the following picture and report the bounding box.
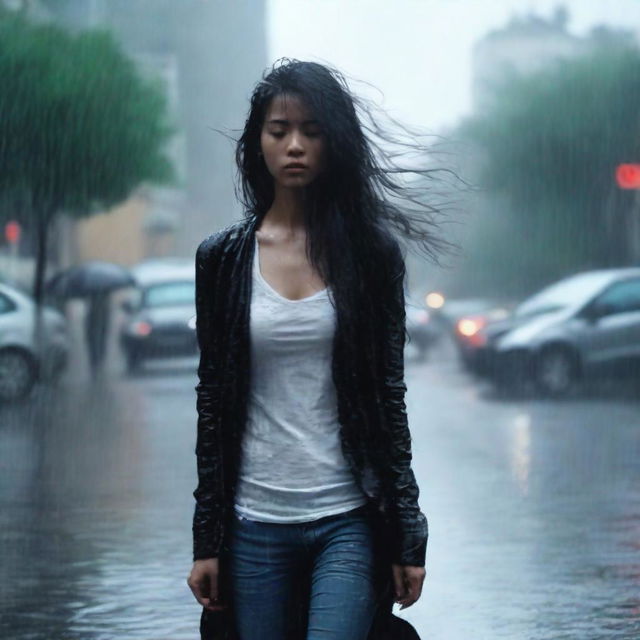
[0,8,174,218]
[457,44,640,295]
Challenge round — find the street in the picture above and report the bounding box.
[3,3,640,639]
[1,341,639,639]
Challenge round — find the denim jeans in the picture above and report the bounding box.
[228,505,378,640]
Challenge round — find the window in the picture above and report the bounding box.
[593,278,640,316]
[0,292,16,314]
[515,272,614,318]
[142,281,195,308]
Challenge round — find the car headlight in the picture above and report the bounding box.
[131,321,153,337]
[425,292,445,309]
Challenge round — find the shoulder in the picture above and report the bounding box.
[196,218,253,265]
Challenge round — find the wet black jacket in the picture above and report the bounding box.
[193,215,428,639]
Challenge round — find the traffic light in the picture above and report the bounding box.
[616,164,640,190]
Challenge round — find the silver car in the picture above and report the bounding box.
[489,268,640,395]
[120,259,196,373]
[0,282,69,401]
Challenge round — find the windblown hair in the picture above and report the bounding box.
[235,58,458,319]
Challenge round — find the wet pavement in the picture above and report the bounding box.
[1,340,639,639]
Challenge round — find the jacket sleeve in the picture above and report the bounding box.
[192,237,226,561]
[380,240,429,568]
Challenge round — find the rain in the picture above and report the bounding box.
[1,1,639,639]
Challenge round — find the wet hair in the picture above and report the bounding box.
[235,59,459,317]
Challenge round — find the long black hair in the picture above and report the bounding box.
[236,58,457,315]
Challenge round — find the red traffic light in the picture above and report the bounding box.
[616,164,640,189]
[5,220,21,245]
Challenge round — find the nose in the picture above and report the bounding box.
[286,131,304,156]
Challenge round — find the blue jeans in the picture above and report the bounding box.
[228,505,378,640]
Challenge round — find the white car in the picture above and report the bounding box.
[487,268,640,395]
[0,282,69,401]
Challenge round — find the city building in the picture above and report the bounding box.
[472,6,637,111]
[1,0,266,275]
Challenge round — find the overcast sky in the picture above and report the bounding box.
[267,0,640,132]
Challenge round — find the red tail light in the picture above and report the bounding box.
[133,321,152,336]
[456,316,487,346]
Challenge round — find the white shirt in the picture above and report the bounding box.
[233,238,367,522]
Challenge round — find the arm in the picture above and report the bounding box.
[192,237,226,561]
[379,240,429,569]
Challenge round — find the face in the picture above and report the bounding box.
[260,93,327,189]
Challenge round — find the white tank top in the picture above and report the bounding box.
[233,238,366,522]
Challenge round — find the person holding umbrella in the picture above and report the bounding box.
[84,291,111,377]
[46,261,135,378]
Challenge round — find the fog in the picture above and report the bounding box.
[1,2,639,639]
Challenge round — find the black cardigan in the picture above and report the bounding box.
[193,215,427,639]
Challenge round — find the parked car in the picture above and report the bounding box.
[421,296,511,372]
[429,296,509,340]
[120,259,196,373]
[0,282,69,401]
[405,301,437,361]
[482,268,640,396]
[453,306,511,374]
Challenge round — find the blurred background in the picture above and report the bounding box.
[0,1,639,639]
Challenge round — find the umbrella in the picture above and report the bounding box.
[46,261,136,298]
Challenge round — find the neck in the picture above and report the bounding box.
[261,184,308,236]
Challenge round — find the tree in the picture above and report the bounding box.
[0,8,174,305]
[456,44,640,295]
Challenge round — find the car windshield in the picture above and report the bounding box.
[514,272,613,319]
[142,281,195,308]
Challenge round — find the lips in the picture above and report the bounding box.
[284,163,307,170]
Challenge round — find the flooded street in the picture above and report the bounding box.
[1,343,639,639]
[0,360,199,639]
[2,2,640,639]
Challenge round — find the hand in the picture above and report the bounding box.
[187,558,226,612]
[391,563,426,610]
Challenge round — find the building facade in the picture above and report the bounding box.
[8,0,267,267]
[472,7,637,111]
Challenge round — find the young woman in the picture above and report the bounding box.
[187,59,445,640]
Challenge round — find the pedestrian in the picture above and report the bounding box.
[187,59,447,640]
[84,292,110,378]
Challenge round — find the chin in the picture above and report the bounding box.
[279,176,314,188]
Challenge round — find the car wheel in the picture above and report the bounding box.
[0,349,36,401]
[536,347,579,397]
[492,350,531,395]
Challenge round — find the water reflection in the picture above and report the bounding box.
[1,350,639,638]
[0,374,196,639]
[510,413,531,496]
